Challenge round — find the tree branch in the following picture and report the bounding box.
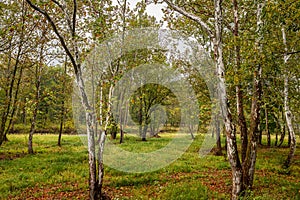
[50,0,74,37]
[163,0,214,39]
[26,0,78,74]
[72,0,77,36]
[51,0,65,10]
[287,50,300,55]
[0,41,11,52]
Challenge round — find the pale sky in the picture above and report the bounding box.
[112,0,167,22]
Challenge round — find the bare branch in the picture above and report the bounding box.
[26,0,78,74]
[287,50,300,55]
[72,0,77,36]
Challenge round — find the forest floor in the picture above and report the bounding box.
[0,134,299,199]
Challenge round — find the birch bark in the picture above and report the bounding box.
[26,1,103,199]
[282,26,296,168]
[163,0,243,198]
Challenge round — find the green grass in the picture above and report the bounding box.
[0,135,88,198]
[0,134,299,199]
[111,134,173,153]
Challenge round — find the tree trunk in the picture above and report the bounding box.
[215,116,222,155]
[118,89,126,144]
[224,131,227,155]
[258,125,263,145]
[86,111,97,199]
[97,131,106,199]
[120,129,124,144]
[99,82,103,131]
[142,124,148,141]
[233,0,248,163]
[188,124,195,140]
[0,29,24,146]
[265,105,271,147]
[28,78,40,154]
[282,27,296,168]
[242,70,262,190]
[278,107,286,147]
[58,58,67,147]
[58,100,64,147]
[274,114,280,146]
[278,126,285,147]
[28,111,37,154]
[25,1,106,199]
[242,1,265,191]
[75,71,98,198]
[214,0,243,199]
[29,41,44,154]
[237,85,248,161]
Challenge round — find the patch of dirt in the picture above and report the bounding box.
[0,152,26,160]
[8,182,135,200]
[164,170,232,195]
[200,169,232,194]
[9,182,88,200]
[104,186,135,199]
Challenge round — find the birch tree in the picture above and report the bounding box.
[162,0,267,198]
[241,1,265,191]
[58,56,68,147]
[25,1,107,199]
[162,0,241,198]
[232,0,247,162]
[282,27,296,168]
[263,0,299,168]
[28,37,45,154]
[27,19,54,153]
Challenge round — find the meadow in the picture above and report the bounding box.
[0,134,299,199]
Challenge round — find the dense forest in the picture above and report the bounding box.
[0,0,299,199]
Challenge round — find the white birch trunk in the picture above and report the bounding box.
[76,72,98,199]
[97,130,106,199]
[243,1,265,191]
[214,1,243,199]
[25,1,104,199]
[232,0,248,164]
[96,82,114,198]
[99,82,103,128]
[282,26,296,168]
[163,0,243,198]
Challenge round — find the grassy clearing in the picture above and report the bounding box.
[0,134,299,199]
[0,135,88,199]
